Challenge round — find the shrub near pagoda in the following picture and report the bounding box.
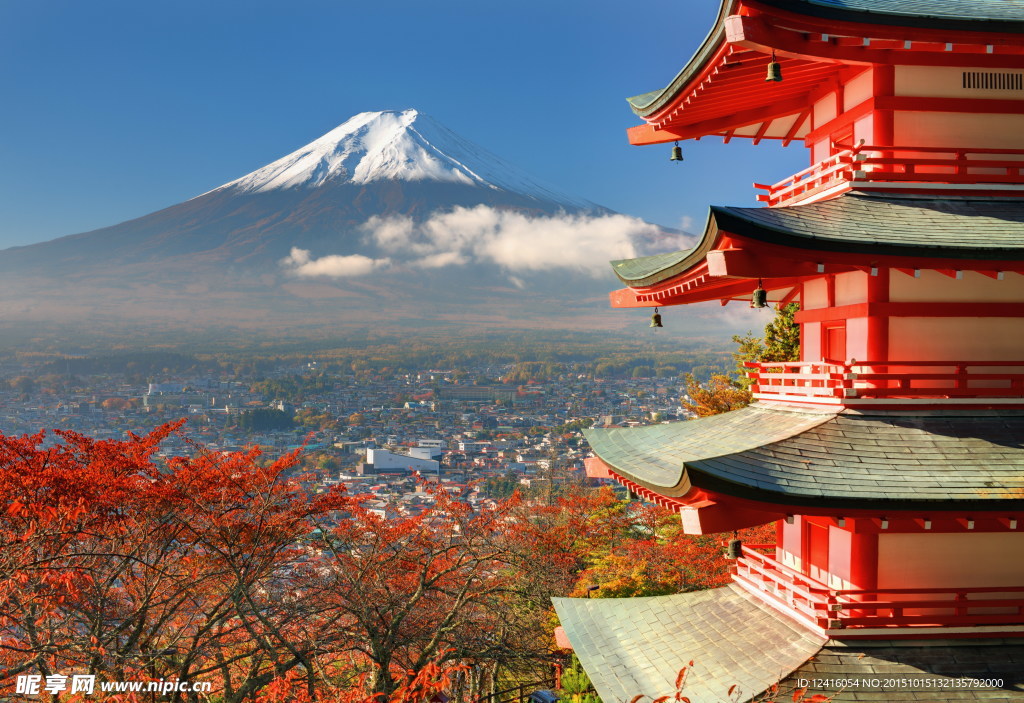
[569,501,775,598]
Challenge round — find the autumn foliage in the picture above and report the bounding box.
[0,424,777,702]
[0,423,502,701]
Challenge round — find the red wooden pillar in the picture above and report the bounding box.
[846,527,879,618]
[849,529,879,591]
[872,66,896,149]
[866,268,890,364]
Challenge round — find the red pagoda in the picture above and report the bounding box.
[553,1,1024,701]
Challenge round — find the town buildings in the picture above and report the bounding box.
[0,355,690,513]
[554,1,1024,701]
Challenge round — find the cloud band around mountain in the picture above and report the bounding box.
[281,205,663,279]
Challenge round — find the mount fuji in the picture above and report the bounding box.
[218,109,597,207]
[0,109,687,338]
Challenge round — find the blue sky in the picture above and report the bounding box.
[0,0,808,250]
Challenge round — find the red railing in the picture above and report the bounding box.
[754,144,1024,207]
[745,360,1024,405]
[733,545,1024,631]
[753,146,859,207]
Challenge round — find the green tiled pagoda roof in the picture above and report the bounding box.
[611,247,704,288]
[584,406,1024,510]
[612,194,1024,287]
[553,584,826,703]
[582,405,833,496]
[555,585,1024,702]
[628,0,1024,116]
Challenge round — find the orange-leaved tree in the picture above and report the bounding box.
[0,424,556,702]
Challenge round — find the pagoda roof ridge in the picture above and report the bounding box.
[585,406,1024,510]
[611,193,1024,288]
[761,0,1024,29]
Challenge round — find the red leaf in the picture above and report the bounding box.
[629,696,646,703]
[674,667,688,689]
[793,687,808,702]
[807,696,831,703]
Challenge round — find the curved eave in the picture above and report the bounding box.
[610,194,1024,291]
[627,0,738,116]
[583,405,836,497]
[611,215,719,287]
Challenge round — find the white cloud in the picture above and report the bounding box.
[418,251,469,269]
[361,215,416,252]
[377,206,655,275]
[281,248,390,278]
[282,206,668,280]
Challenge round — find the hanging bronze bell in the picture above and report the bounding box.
[670,142,683,161]
[766,53,783,82]
[726,538,743,559]
[751,284,768,309]
[650,307,663,328]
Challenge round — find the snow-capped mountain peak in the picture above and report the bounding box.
[214,109,593,209]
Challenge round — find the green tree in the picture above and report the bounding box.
[685,303,801,415]
[763,301,801,362]
[560,655,601,703]
[732,302,800,387]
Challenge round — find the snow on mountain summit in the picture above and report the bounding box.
[215,109,596,209]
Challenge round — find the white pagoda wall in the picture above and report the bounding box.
[888,270,1024,362]
[877,532,1024,589]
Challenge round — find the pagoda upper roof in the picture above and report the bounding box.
[612,193,1024,287]
[627,0,1024,144]
[584,405,1024,511]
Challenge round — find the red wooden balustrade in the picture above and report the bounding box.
[733,545,1024,631]
[745,360,1024,404]
[754,144,1024,207]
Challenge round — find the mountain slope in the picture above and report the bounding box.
[0,109,691,337]
[1,110,606,273]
